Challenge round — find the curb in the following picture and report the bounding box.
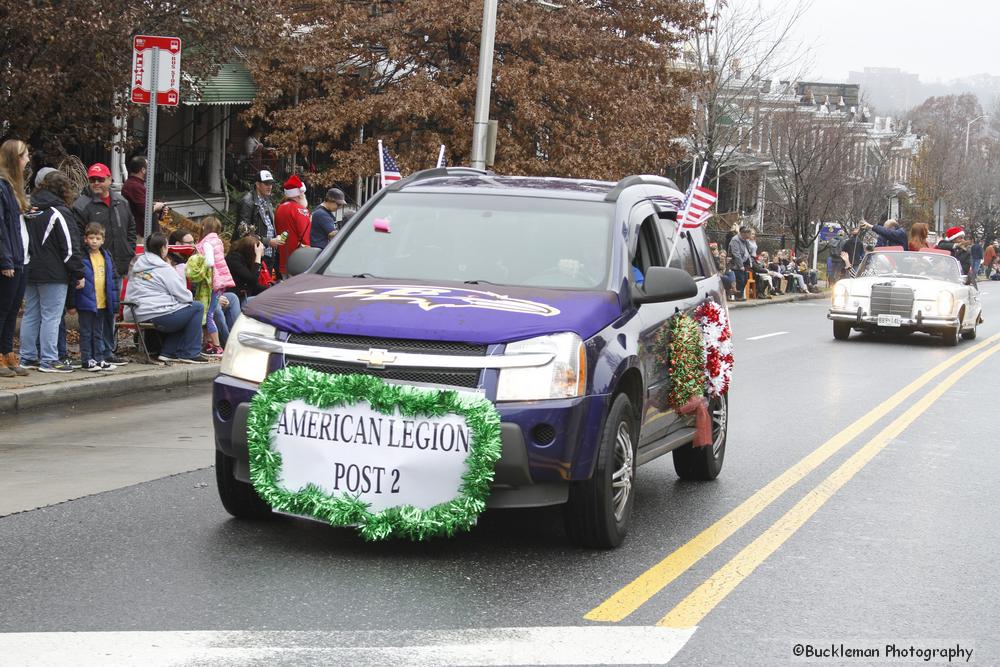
[0,364,218,414]
[727,290,829,309]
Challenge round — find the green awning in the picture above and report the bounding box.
[186,62,257,106]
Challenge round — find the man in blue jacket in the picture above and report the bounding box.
[863,218,906,248]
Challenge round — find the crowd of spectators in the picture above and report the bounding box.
[715,225,820,302]
[0,139,350,378]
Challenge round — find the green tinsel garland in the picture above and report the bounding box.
[246,366,502,541]
[665,313,705,411]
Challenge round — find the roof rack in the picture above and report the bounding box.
[604,175,680,202]
[386,167,491,191]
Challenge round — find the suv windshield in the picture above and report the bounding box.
[322,192,614,289]
[857,252,962,283]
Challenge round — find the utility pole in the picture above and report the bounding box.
[470,0,498,169]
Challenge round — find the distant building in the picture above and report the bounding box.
[848,67,923,114]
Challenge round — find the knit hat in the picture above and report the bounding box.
[944,226,965,242]
[283,175,306,198]
[34,167,57,188]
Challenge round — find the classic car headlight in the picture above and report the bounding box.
[496,332,587,401]
[220,316,276,384]
[832,283,850,309]
[936,290,955,316]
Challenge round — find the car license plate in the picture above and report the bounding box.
[877,314,902,327]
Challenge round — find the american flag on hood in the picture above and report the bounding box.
[379,140,402,188]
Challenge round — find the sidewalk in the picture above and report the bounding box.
[727,287,829,309]
[0,359,219,415]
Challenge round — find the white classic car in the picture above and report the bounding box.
[828,247,982,345]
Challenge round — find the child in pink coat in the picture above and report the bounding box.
[195,217,235,356]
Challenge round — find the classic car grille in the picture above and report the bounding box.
[286,333,488,356]
[870,284,915,317]
[284,357,482,389]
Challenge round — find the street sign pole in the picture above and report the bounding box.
[143,47,159,242]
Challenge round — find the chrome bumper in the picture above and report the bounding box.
[827,309,959,328]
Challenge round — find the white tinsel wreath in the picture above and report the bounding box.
[694,300,734,397]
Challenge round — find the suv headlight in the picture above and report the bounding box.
[936,290,955,316]
[496,332,587,401]
[220,316,276,384]
[832,283,849,309]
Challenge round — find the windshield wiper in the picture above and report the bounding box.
[352,273,377,278]
[464,279,505,286]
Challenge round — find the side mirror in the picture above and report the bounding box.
[287,246,321,276]
[633,266,698,304]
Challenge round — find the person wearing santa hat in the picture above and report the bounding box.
[275,175,312,277]
[936,226,973,275]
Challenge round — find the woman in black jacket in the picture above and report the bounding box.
[20,171,84,372]
[225,234,266,301]
[0,139,31,377]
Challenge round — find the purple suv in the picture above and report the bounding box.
[213,169,729,547]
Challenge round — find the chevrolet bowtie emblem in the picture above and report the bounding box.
[357,348,396,369]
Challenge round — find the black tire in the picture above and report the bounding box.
[833,321,852,340]
[565,393,637,549]
[942,326,959,346]
[216,450,272,519]
[962,325,977,340]
[673,393,728,481]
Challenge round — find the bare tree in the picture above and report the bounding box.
[764,109,853,249]
[685,0,811,192]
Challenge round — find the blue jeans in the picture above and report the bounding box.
[19,282,67,364]
[0,268,26,354]
[78,309,107,364]
[103,275,122,355]
[213,291,242,346]
[972,258,982,276]
[149,302,205,359]
[206,290,220,334]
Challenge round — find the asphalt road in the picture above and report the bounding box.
[1,288,998,666]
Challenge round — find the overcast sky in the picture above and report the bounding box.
[755,0,999,83]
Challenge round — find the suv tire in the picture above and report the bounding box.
[565,393,637,549]
[673,394,728,481]
[216,450,272,519]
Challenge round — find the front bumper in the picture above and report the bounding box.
[827,308,959,329]
[212,374,611,509]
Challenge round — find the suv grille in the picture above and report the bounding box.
[284,357,482,389]
[287,333,488,356]
[284,334,486,389]
[870,284,914,317]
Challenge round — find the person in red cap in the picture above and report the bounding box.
[71,162,136,365]
[274,175,311,277]
[937,226,973,274]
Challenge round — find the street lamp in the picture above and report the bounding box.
[965,114,988,156]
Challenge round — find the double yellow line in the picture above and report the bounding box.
[586,332,1000,628]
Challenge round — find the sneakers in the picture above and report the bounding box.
[202,345,224,358]
[177,356,209,364]
[104,354,130,366]
[20,358,40,369]
[99,360,114,371]
[39,361,74,373]
[84,359,101,372]
[158,354,179,363]
[61,357,83,369]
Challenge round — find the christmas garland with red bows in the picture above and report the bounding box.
[694,300,734,397]
[654,300,734,409]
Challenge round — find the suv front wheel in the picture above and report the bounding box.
[216,450,273,519]
[564,393,637,548]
